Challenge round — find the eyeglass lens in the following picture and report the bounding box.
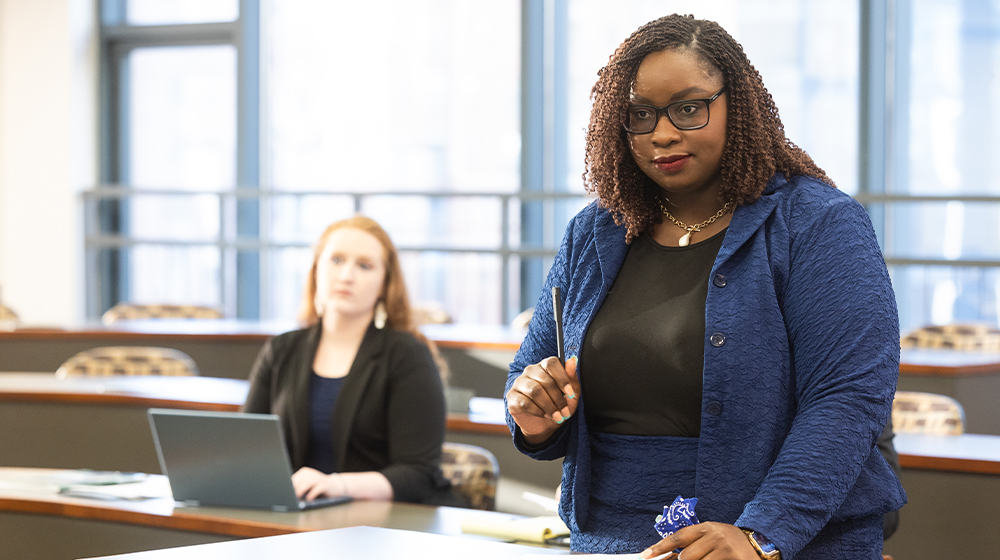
[626,100,710,133]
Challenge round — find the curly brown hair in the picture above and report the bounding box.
[585,14,833,241]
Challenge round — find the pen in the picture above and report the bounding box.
[552,286,565,364]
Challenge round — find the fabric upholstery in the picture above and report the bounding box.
[892,391,964,435]
[56,346,199,377]
[102,303,222,325]
[439,442,499,511]
[901,323,1000,352]
[0,304,17,321]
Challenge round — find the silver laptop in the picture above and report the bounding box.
[147,408,352,512]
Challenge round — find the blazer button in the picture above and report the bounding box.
[713,273,727,287]
[710,332,726,347]
[707,401,723,416]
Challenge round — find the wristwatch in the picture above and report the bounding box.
[740,528,781,560]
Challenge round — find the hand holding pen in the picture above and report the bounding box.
[506,287,581,446]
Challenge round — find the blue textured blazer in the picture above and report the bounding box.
[505,174,907,558]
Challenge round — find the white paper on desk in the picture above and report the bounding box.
[461,515,569,544]
[58,476,172,501]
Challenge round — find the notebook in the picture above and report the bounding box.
[147,408,352,512]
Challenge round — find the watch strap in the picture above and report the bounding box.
[740,528,781,560]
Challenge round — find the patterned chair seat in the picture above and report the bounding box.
[0,304,17,330]
[56,346,200,378]
[892,391,965,436]
[101,303,223,325]
[440,442,499,511]
[901,323,1000,352]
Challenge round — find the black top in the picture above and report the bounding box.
[304,372,345,474]
[243,323,453,504]
[580,229,726,437]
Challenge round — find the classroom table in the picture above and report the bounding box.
[0,468,564,560]
[884,433,1000,560]
[0,321,523,397]
[0,373,562,499]
[79,526,568,560]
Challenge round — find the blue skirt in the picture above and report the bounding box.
[571,432,699,554]
[569,433,886,558]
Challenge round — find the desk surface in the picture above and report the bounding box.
[7,321,1000,374]
[0,468,536,541]
[0,373,510,436]
[2,320,528,351]
[82,526,568,560]
[898,348,1000,376]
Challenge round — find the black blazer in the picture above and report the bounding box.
[243,322,451,504]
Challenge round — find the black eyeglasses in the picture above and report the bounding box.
[624,87,726,134]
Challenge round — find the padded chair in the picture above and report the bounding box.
[901,323,1000,352]
[510,308,534,330]
[412,303,452,326]
[0,303,17,321]
[101,303,223,325]
[440,442,499,511]
[0,303,17,330]
[892,390,965,435]
[56,346,200,378]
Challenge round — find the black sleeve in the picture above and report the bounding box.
[877,417,902,539]
[242,337,276,414]
[379,335,447,503]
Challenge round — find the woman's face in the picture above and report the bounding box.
[627,48,727,200]
[314,227,387,321]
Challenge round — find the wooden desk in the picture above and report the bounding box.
[0,468,560,560]
[883,433,1000,560]
[81,526,567,560]
[0,375,562,498]
[0,321,524,397]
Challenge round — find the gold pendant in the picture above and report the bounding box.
[678,231,692,246]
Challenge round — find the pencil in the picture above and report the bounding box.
[552,286,565,364]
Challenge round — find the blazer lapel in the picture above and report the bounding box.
[714,174,785,268]
[331,322,384,472]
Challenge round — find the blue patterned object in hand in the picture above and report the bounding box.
[653,496,700,552]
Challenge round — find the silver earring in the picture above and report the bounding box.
[374,300,387,329]
[314,296,325,318]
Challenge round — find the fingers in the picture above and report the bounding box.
[641,531,685,559]
[509,357,578,421]
[642,523,757,560]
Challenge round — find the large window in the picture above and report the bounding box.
[91,0,1000,331]
[864,0,1000,332]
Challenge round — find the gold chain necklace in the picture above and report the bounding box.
[657,198,734,246]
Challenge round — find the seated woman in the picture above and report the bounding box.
[243,215,451,504]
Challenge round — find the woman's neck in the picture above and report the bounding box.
[320,310,374,341]
[313,311,374,378]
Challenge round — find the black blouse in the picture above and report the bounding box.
[580,229,726,437]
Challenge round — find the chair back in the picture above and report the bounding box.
[901,323,1000,352]
[892,391,965,435]
[0,303,17,321]
[0,303,17,330]
[440,442,499,511]
[56,346,200,378]
[510,308,534,330]
[102,303,223,325]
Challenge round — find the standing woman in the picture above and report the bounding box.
[244,216,452,504]
[506,14,906,559]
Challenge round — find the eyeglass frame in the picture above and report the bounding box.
[623,86,727,134]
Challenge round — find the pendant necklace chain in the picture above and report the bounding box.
[657,198,734,247]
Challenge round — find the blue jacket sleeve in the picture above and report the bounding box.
[734,193,901,555]
[504,212,581,460]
